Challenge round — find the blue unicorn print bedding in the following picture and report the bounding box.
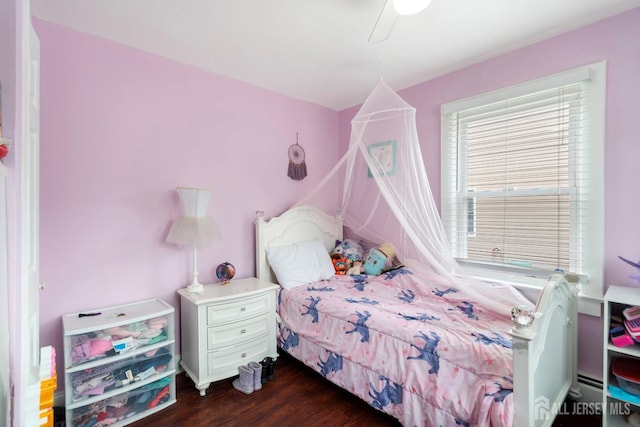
[277,268,517,427]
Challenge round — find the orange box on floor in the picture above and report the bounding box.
[40,372,57,411]
[39,407,53,427]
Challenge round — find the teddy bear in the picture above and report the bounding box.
[346,260,364,275]
[331,239,364,269]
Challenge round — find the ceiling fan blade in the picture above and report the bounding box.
[368,0,399,44]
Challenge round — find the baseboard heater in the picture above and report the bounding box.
[575,373,603,404]
[578,373,602,390]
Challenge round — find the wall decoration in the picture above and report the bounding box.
[367,139,397,177]
[287,132,308,181]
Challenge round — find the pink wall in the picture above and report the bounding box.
[0,1,16,132]
[34,6,640,385]
[339,8,640,378]
[34,19,340,379]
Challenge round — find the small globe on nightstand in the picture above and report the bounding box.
[216,262,235,286]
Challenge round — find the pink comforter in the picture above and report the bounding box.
[277,268,518,427]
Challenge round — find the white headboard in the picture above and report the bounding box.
[255,205,343,284]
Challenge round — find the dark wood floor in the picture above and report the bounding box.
[132,351,601,427]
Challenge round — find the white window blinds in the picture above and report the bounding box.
[441,63,605,293]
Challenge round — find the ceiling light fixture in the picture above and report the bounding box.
[391,0,432,16]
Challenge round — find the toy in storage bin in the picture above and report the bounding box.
[612,357,640,395]
[69,377,172,425]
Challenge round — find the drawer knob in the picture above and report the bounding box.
[241,352,247,358]
[240,307,246,312]
[240,329,247,334]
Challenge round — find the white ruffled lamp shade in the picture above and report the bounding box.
[167,187,220,293]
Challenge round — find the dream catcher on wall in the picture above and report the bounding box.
[287,132,308,181]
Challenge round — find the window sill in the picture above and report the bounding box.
[467,269,602,317]
[575,290,603,317]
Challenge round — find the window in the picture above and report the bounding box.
[466,189,476,237]
[441,62,605,296]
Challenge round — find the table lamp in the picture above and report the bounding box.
[167,187,220,293]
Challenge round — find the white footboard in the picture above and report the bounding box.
[511,273,581,427]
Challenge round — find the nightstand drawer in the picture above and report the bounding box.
[207,315,269,350]
[207,336,270,378]
[206,294,269,325]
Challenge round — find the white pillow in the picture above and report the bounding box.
[266,239,335,289]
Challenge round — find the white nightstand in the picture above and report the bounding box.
[177,277,279,396]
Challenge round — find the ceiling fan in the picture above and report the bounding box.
[368,0,432,44]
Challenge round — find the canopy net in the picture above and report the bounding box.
[297,79,531,315]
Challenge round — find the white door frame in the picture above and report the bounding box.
[11,0,41,425]
[0,160,10,427]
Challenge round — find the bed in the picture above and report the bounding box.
[255,205,580,427]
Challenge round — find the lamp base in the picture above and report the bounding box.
[185,247,205,293]
[186,281,204,293]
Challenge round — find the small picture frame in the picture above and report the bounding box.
[367,140,397,177]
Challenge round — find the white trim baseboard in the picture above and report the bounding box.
[575,373,603,403]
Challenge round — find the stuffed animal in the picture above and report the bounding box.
[331,254,348,275]
[363,243,396,276]
[346,260,364,275]
[331,239,364,268]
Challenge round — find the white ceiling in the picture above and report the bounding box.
[31,0,639,111]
